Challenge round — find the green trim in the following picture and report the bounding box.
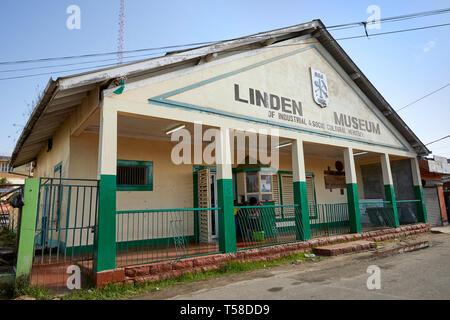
[63,236,197,255]
[293,181,311,240]
[16,178,40,279]
[117,207,220,214]
[234,167,278,173]
[414,185,428,223]
[346,183,362,233]
[149,45,409,152]
[217,178,237,253]
[94,174,117,273]
[278,174,283,205]
[278,171,314,177]
[310,221,350,231]
[117,160,153,191]
[384,184,400,228]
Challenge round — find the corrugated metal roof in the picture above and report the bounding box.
[10,19,429,167]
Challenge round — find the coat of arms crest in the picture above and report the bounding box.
[310,68,329,108]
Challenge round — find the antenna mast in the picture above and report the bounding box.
[117,0,125,64]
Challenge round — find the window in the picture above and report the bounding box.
[242,170,275,203]
[1,162,9,172]
[117,160,153,191]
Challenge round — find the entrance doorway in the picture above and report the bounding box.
[196,166,219,243]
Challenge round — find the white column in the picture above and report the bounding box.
[380,153,400,227]
[97,102,117,178]
[410,157,427,223]
[410,157,422,187]
[216,126,232,180]
[343,147,361,233]
[94,100,118,273]
[292,139,306,184]
[343,147,357,184]
[291,139,310,240]
[380,153,393,185]
[216,126,236,253]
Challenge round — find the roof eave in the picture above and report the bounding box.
[9,79,59,167]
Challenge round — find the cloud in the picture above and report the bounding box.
[423,41,436,53]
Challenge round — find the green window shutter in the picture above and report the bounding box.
[306,175,317,218]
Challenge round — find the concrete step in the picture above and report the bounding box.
[313,240,377,256]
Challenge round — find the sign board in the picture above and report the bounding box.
[152,46,408,150]
[427,155,450,174]
[324,175,346,190]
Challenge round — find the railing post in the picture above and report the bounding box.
[216,127,237,253]
[292,139,311,241]
[380,153,400,228]
[15,178,39,280]
[94,101,117,276]
[411,157,427,223]
[343,147,362,233]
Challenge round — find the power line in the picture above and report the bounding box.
[1,7,450,67]
[426,134,450,146]
[1,21,450,81]
[328,7,450,30]
[0,51,164,73]
[396,83,450,112]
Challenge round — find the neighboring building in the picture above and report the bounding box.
[9,20,430,286]
[443,160,450,220]
[419,156,450,226]
[0,155,31,185]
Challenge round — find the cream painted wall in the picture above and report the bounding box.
[34,117,71,178]
[304,157,348,205]
[69,132,194,211]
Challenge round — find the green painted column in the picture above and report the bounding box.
[93,175,117,272]
[343,148,362,233]
[414,185,427,223]
[217,178,236,253]
[15,178,39,280]
[293,181,311,240]
[380,154,400,228]
[292,140,311,241]
[94,102,118,273]
[217,127,236,253]
[384,185,400,227]
[411,158,427,223]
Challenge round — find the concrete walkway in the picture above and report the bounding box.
[431,225,450,234]
[132,232,450,300]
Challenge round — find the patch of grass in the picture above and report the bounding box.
[63,251,318,300]
[0,275,53,300]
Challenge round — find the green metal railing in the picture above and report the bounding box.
[234,205,303,250]
[359,201,395,230]
[397,200,420,225]
[115,208,221,267]
[309,203,350,237]
[33,178,99,265]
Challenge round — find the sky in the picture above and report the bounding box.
[0,0,449,158]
